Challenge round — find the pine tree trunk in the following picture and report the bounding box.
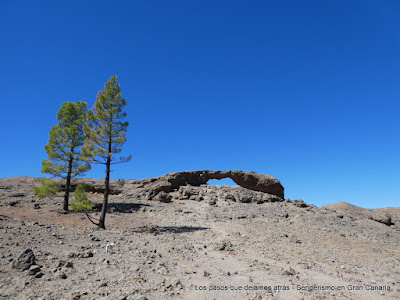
[63,156,73,211]
[99,154,111,229]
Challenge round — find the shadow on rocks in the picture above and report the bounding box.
[133,225,209,235]
[92,202,150,213]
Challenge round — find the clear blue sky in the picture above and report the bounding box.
[1,1,399,208]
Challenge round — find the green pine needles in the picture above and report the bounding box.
[83,75,131,166]
[70,184,93,212]
[34,178,59,199]
[38,75,131,229]
[41,101,91,211]
[83,75,131,229]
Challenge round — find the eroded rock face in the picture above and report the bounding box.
[122,170,284,200]
[175,184,283,204]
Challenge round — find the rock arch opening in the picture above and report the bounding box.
[206,178,237,186]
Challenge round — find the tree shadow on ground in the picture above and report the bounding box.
[133,225,209,234]
[92,202,150,213]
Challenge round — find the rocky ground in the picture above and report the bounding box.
[0,176,400,300]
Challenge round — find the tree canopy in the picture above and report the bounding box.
[83,75,131,228]
[41,101,90,210]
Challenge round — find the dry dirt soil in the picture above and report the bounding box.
[1,177,400,300]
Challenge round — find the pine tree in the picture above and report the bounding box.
[41,101,90,211]
[83,75,131,229]
[71,184,94,212]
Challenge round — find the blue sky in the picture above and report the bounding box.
[1,1,399,208]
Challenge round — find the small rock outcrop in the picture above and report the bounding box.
[12,249,36,271]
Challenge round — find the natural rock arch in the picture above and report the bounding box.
[55,170,284,201]
[133,170,284,199]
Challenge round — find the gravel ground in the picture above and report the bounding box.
[1,177,400,300]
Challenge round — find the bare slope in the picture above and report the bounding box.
[0,176,399,300]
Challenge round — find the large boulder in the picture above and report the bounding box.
[154,191,173,203]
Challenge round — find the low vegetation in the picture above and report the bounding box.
[70,184,93,212]
[33,178,59,199]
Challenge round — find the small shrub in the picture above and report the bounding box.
[117,178,126,187]
[71,184,93,212]
[34,178,59,198]
[195,196,203,202]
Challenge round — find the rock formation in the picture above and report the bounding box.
[12,249,36,271]
[121,170,284,201]
[0,170,284,205]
